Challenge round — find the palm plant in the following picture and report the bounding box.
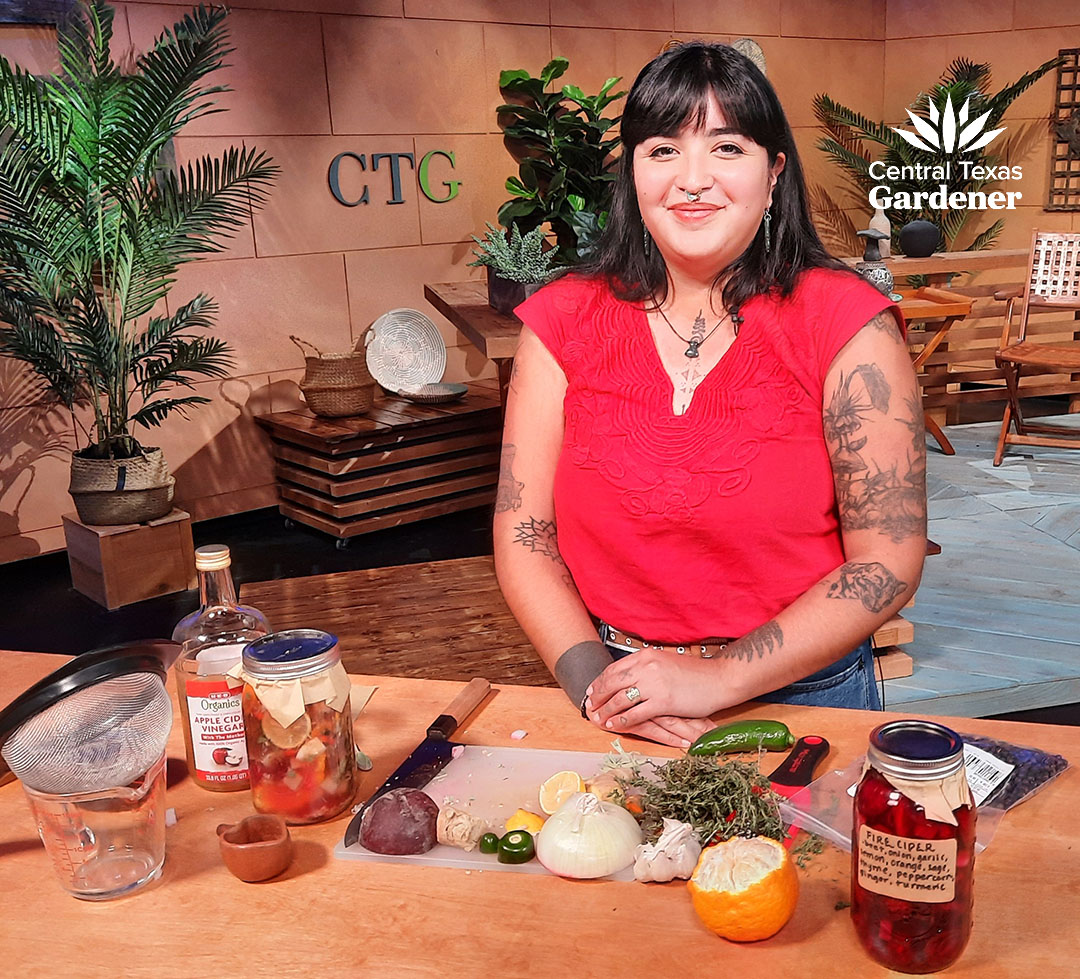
[0,0,278,462]
[814,56,1061,255]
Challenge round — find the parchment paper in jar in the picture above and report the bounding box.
[228,661,375,728]
[859,760,973,825]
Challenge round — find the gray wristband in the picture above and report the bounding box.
[553,640,614,717]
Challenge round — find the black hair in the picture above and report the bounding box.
[579,41,850,313]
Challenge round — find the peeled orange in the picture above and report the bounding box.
[687,835,799,942]
[538,770,585,814]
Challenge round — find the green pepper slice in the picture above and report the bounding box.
[497,830,535,864]
[478,832,500,855]
[687,720,795,756]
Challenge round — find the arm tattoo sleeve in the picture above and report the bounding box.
[723,621,784,662]
[827,561,907,613]
[825,363,927,543]
[495,443,524,514]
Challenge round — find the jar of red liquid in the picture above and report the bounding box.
[241,630,356,824]
[852,720,975,974]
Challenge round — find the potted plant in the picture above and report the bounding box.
[496,58,626,265]
[468,223,564,315]
[0,0,277,525]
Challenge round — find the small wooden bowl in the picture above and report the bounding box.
[217,814,293,882]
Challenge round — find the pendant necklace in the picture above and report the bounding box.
[653,304,744,358]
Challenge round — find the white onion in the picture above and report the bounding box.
[535,792,643,878]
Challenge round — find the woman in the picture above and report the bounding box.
[493,42,926,748]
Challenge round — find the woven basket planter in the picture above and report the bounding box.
[69,446,175,526]
[292,335,376,418]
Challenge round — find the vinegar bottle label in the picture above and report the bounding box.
[185,675,249,784]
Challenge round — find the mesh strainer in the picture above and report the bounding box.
[0,641,178,794]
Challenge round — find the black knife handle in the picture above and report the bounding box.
[768,736,831,787]
[427,677,490,739]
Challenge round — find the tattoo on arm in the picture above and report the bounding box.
[513,515,573,587]
[867,309,905,342]
[827,561,907,613]
[724,621,784,662]
[825,363,927,543]
[513,516,565,566]
[495,443,524,513]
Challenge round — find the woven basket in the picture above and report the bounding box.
[69,447,175,526]
[291,335,375,418]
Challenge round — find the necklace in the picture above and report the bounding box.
[654,305,733,358]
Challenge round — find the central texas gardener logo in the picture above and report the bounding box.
[869,95,1022,212]
[891,94,1005,154]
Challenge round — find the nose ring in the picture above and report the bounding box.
[686,190,701,203]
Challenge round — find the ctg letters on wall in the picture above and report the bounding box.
[328,149,460,206]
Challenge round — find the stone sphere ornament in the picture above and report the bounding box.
[899,220,942,258]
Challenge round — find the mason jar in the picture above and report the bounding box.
[240,630,356,824]
[851,720,976,974]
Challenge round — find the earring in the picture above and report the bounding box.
[643,226,651,257]
[763,207,772,254]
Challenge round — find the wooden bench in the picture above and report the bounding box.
[239,555,913,686]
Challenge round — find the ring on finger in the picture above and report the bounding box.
[625,686,642,703]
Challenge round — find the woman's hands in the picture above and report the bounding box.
[591,711,715,748]
[584,650,726,733]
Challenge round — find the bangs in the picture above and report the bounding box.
[622,44,777,152]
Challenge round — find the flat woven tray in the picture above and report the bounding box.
[393,382,467,404]
[362,308,446,392]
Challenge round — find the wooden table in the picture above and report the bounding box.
[239,556,916,687]
[897,287,976,456]
[255,384,501,544]
[840,248,1029,286]
[0,648,1076,977]
[425,281,520,408]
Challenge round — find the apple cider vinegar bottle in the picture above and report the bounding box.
[173,545,270,791]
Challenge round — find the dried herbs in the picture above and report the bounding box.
[627,755,785,845]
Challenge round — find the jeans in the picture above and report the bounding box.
[756,639,882,710]
[602,626,882,711]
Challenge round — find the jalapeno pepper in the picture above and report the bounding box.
[687,720,795,756]
[478,832,500,855]
[497,830,535,864]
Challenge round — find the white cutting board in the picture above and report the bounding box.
[333,744,665,879]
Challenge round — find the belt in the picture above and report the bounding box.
[603,626,736,660]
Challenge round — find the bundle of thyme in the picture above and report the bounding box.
[626,755,785,845]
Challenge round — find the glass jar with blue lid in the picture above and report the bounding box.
[240,629,356,823]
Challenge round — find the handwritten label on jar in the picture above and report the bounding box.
[857,825,957,903]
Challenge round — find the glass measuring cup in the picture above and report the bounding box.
[21,752,167,900]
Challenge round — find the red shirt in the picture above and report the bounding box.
[515,267,901,641]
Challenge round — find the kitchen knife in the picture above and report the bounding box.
[768,735,830,848]
[342,677,490,848]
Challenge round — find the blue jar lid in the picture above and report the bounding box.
[243,629,339,680]
[868,720,964,780]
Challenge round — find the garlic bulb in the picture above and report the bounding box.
[436,805,487,851]
[536,792,642,878]
[633,818,702,883]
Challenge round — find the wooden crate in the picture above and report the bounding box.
[63,508,197,609]
[255,384,502,542]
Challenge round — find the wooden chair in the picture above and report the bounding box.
[993,230,1080,466]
